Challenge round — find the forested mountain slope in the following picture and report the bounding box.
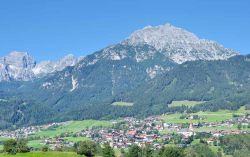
[132,55,250,113]
[0,55,250,129]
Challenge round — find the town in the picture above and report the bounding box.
[0,112,249,151]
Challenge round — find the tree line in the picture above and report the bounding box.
[0,138,225,157]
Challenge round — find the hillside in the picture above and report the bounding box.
[0,24,247,129]
[0,55,250,129]
[132,55,250,112]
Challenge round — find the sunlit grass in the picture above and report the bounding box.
[35,120,112,138]
[162,106,249,124]
[168,100,204,107]
[111,102,134,107]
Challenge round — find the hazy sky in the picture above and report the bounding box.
[0,0,249,61]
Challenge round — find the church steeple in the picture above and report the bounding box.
[189,117,194,132]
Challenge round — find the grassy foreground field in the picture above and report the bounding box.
[0,152,84,157]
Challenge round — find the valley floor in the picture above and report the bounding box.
[0,101,249,157]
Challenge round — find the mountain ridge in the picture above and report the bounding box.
[0,52,83,81]
[0,23,239,82]
[0,51,36,81]
[123,23,239,63]
[0,55,250,129]
[33,54,84,76]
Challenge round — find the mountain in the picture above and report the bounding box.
[0,51,36,81]
[131,55,250,112]
[123,24,238,63]
[0,55,249,129]
[0,23,245,129]
[0,52,82,81]
[0,24,238,82]
[32,54,83,76]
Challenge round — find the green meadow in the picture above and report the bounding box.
[168,100,204,107]
[111,101,134,107]
[35,120,112,137]
[0,137,9,142]
[26,137,89,149]
[162,106,249,124]
[64,137,89,142]
[27,140,44,149]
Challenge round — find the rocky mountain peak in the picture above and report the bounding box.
[0,51,36,81]
[0,52,83,81]
[123,23,239,63]
[125,23,200,49]
[0,51,36,69]
[32,54,82,76]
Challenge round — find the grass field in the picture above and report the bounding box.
[0,137,9,142]
[111,102,134,106]
[35,120,112,137]
[27,140,44,149]
[0,152,84,157]
[195,125,250,132]
[162,106,249,124]
[0,139,43,150]
[64,137,89,142]
[168,100,204,107]
[27,137,89,149]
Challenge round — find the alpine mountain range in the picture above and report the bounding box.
[0,23,249,129]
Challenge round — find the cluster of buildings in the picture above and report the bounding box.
[49,117,196,149]
[93,117,163,149]
[0,113,249,150]
[42,137,74,150]
[72,114,250,149]
[0,123,62,138]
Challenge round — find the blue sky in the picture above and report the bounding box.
[0,0,249,61]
